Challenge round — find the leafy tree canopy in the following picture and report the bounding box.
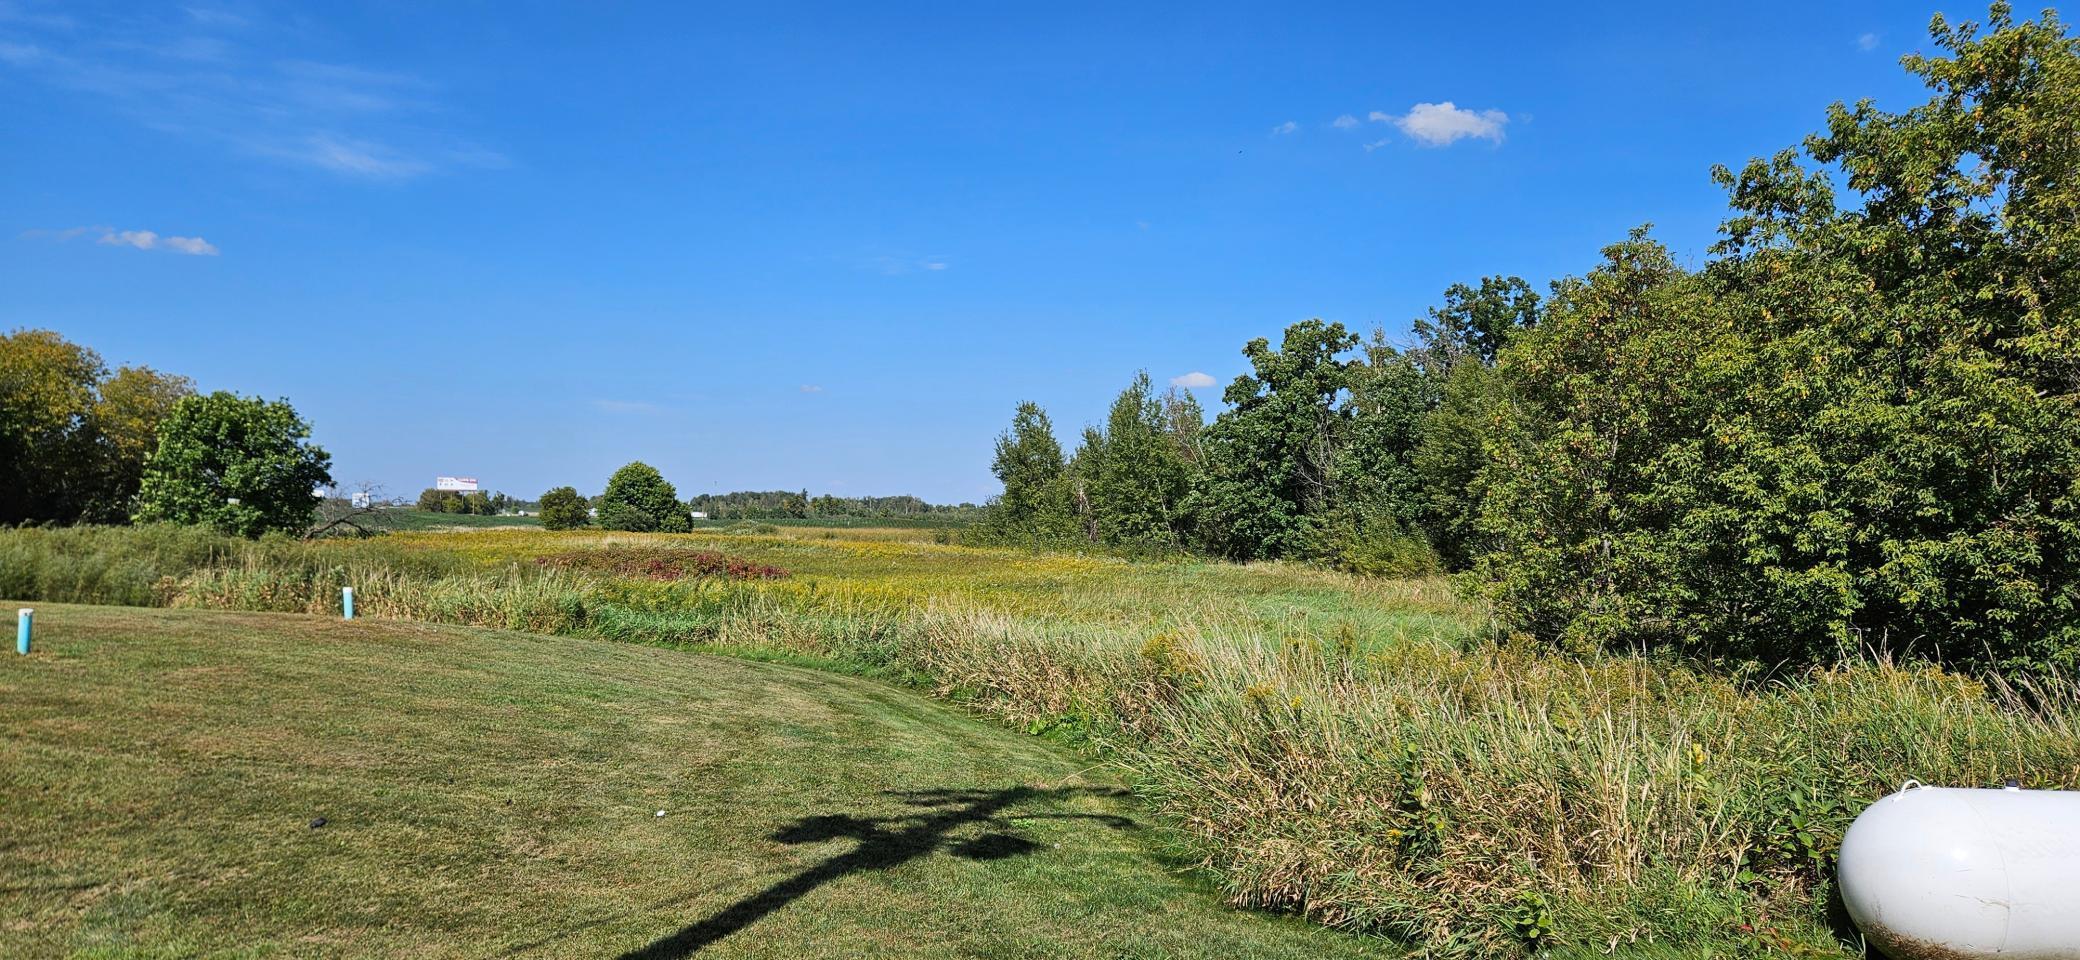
[538,486,591,531]
[133,392,332,538]
[595,461,690,533]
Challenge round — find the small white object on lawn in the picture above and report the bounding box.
[655,809,666,817]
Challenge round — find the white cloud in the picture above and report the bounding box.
[590,399,662,414]
[1857,32,1880,51]
[1170,371,1217,389]
[161,235,219,255]
[296,134,433,179]
[52,227,221,255]
[1373,102,1509,147]
[799,384,825,393]
[0,8,498,180]
[1271,120,1298,135]
[1331,114,1359,129]
[99,229,158,250]
[860,253,951,276]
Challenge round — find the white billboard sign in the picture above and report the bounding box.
[435,476,480,492]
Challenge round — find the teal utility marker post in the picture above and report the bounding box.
[16,608,31,655]
[342,587,355,621]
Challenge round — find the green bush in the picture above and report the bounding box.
[1470,9,2080,675]
[537,486,590,531]
[594,462,690,533]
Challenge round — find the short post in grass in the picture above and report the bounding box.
[342,587,355,621]
[16,608,31,655]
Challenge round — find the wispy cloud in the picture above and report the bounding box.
[27,225,218,255]
[1170,371,1216,389]
[799,384,825,394]
[860,252,951,276]
[1371,102,1509,147]
[1270,120,1298,135]
[293,134,434,179]
[1331,114,1360,129]
[1857,32,1880,51]
[0,6,501,179]
[590,399,664,414]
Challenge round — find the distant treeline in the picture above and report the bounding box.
[980,8,2080,677]
[413,489,531,516]
[527,466,983,533]
[689,490,981,521]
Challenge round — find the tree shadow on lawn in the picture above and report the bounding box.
[615,785,1138,959]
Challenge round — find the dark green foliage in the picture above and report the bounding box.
[1187,320,1360,561]
[1327,337,1439,576]
[595,461,691,533]
[970,6,2080,678]
[414,488,509,515]
[976,402,1080,544]
[0,329,193,525]
[132,392,332,538]
[1469,6,2080,675]
[693,490,979,521]
[1407,278,1544,569]
[1408,275,1542,374]
[1081,373,1196,549]
[1413,362,1508,570]
[538,486,590,530]
[1471,233,1729,652]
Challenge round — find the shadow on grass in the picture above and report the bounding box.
[615,785,1137,959]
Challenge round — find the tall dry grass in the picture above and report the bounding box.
[7,525,2076,954]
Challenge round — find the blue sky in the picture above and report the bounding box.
[3,1,1944,503]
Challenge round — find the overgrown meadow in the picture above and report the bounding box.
[9,523,2079,956]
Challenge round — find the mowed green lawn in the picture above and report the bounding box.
[0,605,1386,959]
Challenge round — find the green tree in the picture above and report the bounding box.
[1162,387,1205,466]
[83,365,194,523]
[979,401,1078,543]
[538,486,590,530]
[1409,275,1543,375]
[1187,320,1359,561]
[595,462,690,532]
[1329,335,1439,574]
[1414,360,1509,569]
[1686,3,2080,671]
[1406,277,1544,569]
[1471,230,1728,652]
[0,329,104,524]
[1472,3,2080,675]
[133,392,334,538]
[1083,373,1197,548]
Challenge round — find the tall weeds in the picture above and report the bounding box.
[7,525,2075,954]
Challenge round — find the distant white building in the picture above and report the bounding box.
[690,511,708,520]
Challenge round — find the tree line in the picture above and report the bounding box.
[689,490,981,521]
[537,468,981,531]
[1,329,333,537]
[413,489,526,516]
[980,6,2080,676]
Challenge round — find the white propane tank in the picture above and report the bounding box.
[1838,781,2080,959]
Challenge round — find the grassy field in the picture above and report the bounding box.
[0,604,1382,959]
[353,509,543,533]
[7,524,2080,955]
